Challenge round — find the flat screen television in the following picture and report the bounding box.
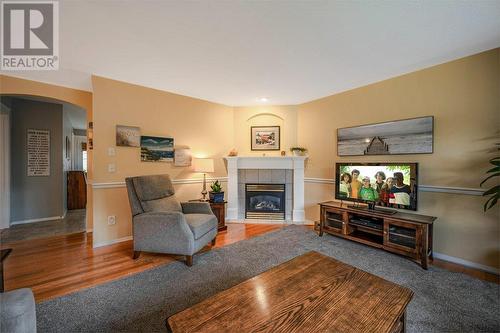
[335,162,418,211]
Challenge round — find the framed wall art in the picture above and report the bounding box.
[140,136,174,162]
[337,116,434,156]
[116,125,140,147]
[251,126,280,151]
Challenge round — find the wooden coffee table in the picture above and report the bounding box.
[167,251,413,333]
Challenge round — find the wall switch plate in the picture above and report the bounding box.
[108,147,116,156]
[107,215,116,225]
[108,163,116,173]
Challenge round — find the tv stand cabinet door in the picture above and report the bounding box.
[322,207,345,234]
[383,219,420,257]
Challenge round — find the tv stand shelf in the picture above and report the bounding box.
[318,201,437,269]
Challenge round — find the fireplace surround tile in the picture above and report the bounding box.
[246,170,258,183]
[258,169,272,183]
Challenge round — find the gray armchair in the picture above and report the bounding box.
[0,288,36,333]
[125,174,218,266]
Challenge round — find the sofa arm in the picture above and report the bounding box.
[133,212,194,254]
[0,288,36,333]
[181,202,214,215]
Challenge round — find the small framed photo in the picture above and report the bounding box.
[116,125,140,147]
[251,126,280,151]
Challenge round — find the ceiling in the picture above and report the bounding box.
[3,0,500,106]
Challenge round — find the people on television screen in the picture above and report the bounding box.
[350,169,362,199]
[338,173,352,199]
[391,172,411,206]
[359,176,379,201]
[379,176,394,206]
[373,171,386,194]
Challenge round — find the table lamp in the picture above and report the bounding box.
[193,158,214,201]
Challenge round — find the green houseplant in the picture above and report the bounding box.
[481,156,500,211]
[290,147,307,156]
[209,180,224,203]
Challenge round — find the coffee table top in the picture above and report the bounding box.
[167,251,413,333]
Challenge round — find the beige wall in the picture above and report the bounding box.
[298,48,500,269]
[233,105,298,156]
[91,76,233,245]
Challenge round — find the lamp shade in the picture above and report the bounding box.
[193,158,214,173]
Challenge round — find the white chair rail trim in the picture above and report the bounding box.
[303,178,484,196]
[91,177,228,189]
[91,177,483,196]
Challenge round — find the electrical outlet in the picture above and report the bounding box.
[108,147,116,156]
[107,215,116,225]
[108,163,116,173]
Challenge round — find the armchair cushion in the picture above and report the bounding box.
[181,202,213,215]
[185,214,218,240]
[132,174,175,201]
[141,195,182,213]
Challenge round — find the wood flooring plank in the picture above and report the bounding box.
[1,223,283,302]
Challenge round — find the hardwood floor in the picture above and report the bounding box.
[1,223,497,303]
[1,223,283,302]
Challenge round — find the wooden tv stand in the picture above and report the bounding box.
[318,201,437,269]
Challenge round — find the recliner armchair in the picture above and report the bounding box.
[125,174,218,266]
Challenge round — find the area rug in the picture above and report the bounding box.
[36,225,499,332]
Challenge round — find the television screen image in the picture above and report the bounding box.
[335,163,418,211]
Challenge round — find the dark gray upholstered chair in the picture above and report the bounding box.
[0,288,36,333]
[125,174,218,266]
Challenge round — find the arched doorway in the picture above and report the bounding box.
[0,94,89,241]
[0,74,94,239]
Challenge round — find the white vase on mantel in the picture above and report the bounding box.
[292,150,305,157]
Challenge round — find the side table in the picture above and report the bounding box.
[209,201,227,231]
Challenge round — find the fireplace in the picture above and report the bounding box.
[245,183,285,220]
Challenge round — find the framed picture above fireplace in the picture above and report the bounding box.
[251,126,280,151]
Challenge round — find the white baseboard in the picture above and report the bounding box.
[93,235,133,248]
[433,252,499,275]
[10,215,64,225]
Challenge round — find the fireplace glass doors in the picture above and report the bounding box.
[245,183,285,220]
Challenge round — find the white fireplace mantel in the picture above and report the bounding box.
[224,156,307,223]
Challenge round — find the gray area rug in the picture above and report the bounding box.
[37,225,499,332]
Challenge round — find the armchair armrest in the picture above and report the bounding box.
[181,202,214,215]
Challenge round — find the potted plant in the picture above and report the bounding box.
[481,154,499,211]
[209,180,224,203]
[290,147,307,156]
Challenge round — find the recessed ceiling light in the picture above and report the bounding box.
[258,97,268,102]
